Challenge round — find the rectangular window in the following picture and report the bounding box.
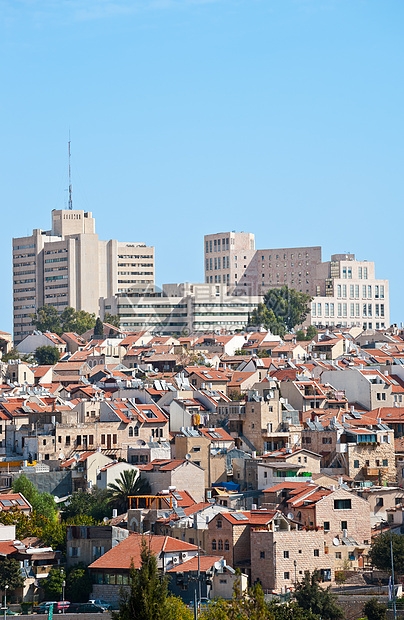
[380,285,384,299]
[354,460,359,468]
[209,240,212,252]
[284,550,289,558]
[375,304,379,317]
[358,267,362,279]
[356,303,360,317]
[218,257,221,269]
[348,268,352,279]
[113,434,117,444]
[362,285,367,298]
[364,267,368,279]
[330,303,334,317]
[334,499,351,510]
[314,549,319,557]
[341,520,348,531]
[101,434,105,444]
[350,303,355,317]
[214,258,217,270]
[383,459,388,467]
[284,572,290,580]
[66,436,70,446]
[381,304,385,317]
[317,303,322,316]
[355,284,359,298]
[363,304,367,317]
[342,285,347,298]
[350,284,354,298]
[343,303,347,317]
[342,267,347,279]
[312,302,316,317]
[323,521,330,531]
[260,551,265,559]
[368,304,372,317]
[368,285,372,298]
[214,239,217,251]
[337,303,342,317]
[337,284,341,298]
[325,303,329,317]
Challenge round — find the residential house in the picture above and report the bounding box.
[140,459,205,503]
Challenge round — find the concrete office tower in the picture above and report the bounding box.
[204,232,321,296]
[309,254,389,330]
[13,210,154,343]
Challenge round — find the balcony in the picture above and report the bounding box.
[363,467,388,477]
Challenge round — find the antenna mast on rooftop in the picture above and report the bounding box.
[68,133,73,210]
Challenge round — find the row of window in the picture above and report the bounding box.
[45,275,68,282]
[206,238,230,253]
[45,257,68,264]
[206,256,230,271]
[336,284,384,299]
[211,539,229,551]
[354,459,388,468]
[118,255,153,259]
[312,302,385,318]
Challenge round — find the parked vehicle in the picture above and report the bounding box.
[67,602,107,614]
[35,601,70,614]
[88,599,113,610]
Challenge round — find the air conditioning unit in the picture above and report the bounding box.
[181,552,187,560]
[172,557,179,564]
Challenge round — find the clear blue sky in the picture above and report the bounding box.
[1,0,403,333]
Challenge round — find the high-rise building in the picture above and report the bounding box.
[204,232,321,296]
[309,254,389,330]
[13,210,155,343]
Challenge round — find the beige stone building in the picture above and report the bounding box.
[251,528,334,591]
[204,232,321,296]
[13,209,155,343]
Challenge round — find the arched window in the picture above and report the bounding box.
[225,539,229,551]
[212,539,217,551]
[128,427,133,437]
[218,539,223,551]
[134,427,139,437]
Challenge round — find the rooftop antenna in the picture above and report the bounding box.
[68,133,73,210]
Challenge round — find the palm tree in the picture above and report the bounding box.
[107,469,151,513]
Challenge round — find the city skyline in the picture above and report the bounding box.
[2,0,404,332]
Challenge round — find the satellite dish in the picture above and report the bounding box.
[333,537,340,546]
[185,454,191,460]
[287,513,294,520]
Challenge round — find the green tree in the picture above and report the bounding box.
[12,474,56,521]
[42,567,65,601]
[267,600,320,620]
[165,595,193,620]
[104,313,121,328]
[0,557,24,591]
[294,571,343,620]
[60,307,96,335]
[248,303,286,336]
[35,345,60,365]
[107,470,151,513]
[1,349,21,362]
[66,564,93,603]
[113,538,168,620]
[261,286,312,331]
[62,488,112,522]
[368,532,404,574]
[306,325,317,340]
[94,317,104,337]
[363,598,387,620]
[30,305,62,335]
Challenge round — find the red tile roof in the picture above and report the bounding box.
[89,533,198,570]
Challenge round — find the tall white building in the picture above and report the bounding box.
[310,254,389,330]
[13,210,154,343]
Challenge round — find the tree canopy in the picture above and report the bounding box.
[35,345,60,365]
[248,303,286,336]
[62,488,112,522]
[30,305,96,336]
[0,557,25,592]
[13,474,57,521]
[262,286,312,331]
[94,317,104,336]
[104,313,121,328]
[107,470,151,514]
[294,571,343,620]
[368,532,404,574]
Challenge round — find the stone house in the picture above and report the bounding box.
[251,528,334,592]
[140,459,205,503]
[66,524,129,567]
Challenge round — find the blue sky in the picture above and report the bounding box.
[1,0,403,332]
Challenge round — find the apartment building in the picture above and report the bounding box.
[13,209,155,343]
[310,254,389,330]
[100,282,262,334]
[204,232,321,296]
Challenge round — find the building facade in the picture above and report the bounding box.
[13,209,155,342]
[204,232,321,297]
[100,282,262,334]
